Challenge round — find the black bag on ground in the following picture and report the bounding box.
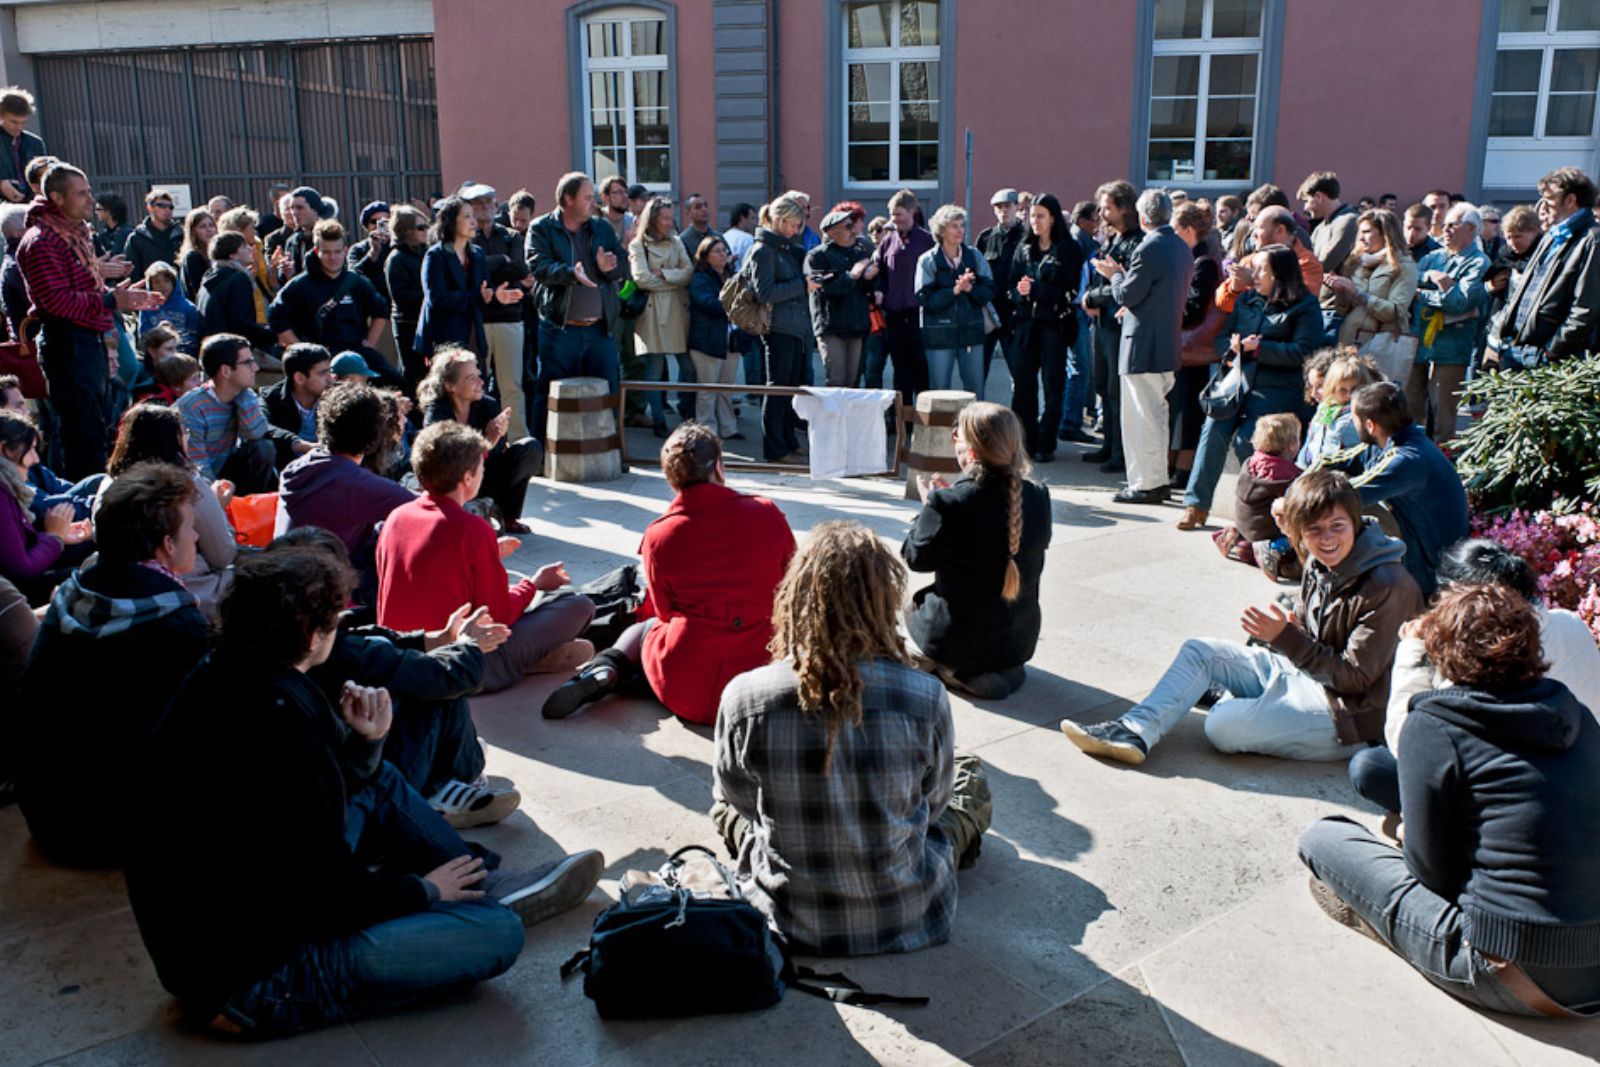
[574,564,643,650]
[560,845,929,1019]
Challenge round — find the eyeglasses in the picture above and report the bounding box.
[151,201,174,209]
[235,357,259,368]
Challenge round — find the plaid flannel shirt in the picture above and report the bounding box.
[713,657,957,956]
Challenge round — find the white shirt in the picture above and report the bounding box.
[792,388,897,480]
[724,227,755,269]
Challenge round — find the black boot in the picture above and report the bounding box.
[541,649,628,720]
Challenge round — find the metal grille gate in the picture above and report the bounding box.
[33,37,440,219]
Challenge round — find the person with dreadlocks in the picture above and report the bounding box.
[710,521,993,956]
[903,401,1052,699]
[541,422,795,725]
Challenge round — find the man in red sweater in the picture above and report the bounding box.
[377,421,593,693]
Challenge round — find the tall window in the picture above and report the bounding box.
[1483,0,1600,190]
[843,1,941,188]
[582,8,671,189]
[1147,0,1263,186]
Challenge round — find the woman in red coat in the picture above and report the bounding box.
[542,424,795,725]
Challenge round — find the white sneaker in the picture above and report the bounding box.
[428,778,521,829]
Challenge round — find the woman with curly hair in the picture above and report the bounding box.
[541,423,795,724]
[709,520,992,957]
[1300,582,1600,1017]
[903,401,1051,699]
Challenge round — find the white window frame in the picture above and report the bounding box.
[1148,0,1263,189]
[841,0,942,191]
[580,6,672,193]
[1489,0,1600,148]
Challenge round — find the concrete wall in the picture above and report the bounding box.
[1269,0,1480,206]
[11,0,432,51]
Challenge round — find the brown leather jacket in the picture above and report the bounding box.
[1269,520,1424,745]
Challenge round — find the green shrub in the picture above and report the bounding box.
[1451,358,1600,515]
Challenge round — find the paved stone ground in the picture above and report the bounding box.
[4,386,1597,1066]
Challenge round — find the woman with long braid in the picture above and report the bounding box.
[712,521,992,955]
[902,401,1052,699]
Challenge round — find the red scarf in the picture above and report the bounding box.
[32,196,101,281]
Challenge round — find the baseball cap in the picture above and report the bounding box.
[329,351,374,378]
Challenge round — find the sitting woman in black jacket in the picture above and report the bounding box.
[1300,582,1600,1017]
[903,401,1051,699]
[196,232,278,352]
[419,348,541,533]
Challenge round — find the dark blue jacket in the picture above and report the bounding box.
[414,243,488,356]
[1317,423,1469,597]
[1212,289,1322,394]
[197,263,276,351]
[1401,679,1600,968]
[688,266,730,358]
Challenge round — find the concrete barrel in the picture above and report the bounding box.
[904,389,975,499]
[545,377,623,483]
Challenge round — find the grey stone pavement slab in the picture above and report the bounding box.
[4,409,1594,1066]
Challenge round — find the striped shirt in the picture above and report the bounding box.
[16,209,113,333]
[714,657,958,956]
[176,382,269,480]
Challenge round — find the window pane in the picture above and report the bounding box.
[848,62,891,104]
[850,101,892,140]
[591,110,627,148]
[900,100,939,141]
[900,61,938,102]
[1203,139,1252,181]
[1207,96,1255,137]
[1152,55,1201,96]
[635,148,670,185]
[1148,142,1197,182]
[1546,93,1598,134]
[846,2,891,47]
[1558,0,1600,30]
[1489,94,1539,135]
[1499,0,1551,31]
[848,143,891,182]
[593,148,623,180]
[1493,50,1543,92]
[1154,0,1204,39]
[636,109,669,147]
[1149,98,1198,139]
[1209,53,1258,95]
[631,19,665,56]
[1551,48,1600,93]
[587,22,621,58]
[590,71,621,110]
[902,1,941,46]
[634,69,667,110]
[899,141,938,182]
[1211,0,1263,37]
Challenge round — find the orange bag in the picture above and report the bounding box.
[227,492,278,547]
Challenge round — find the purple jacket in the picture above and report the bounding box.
[0,490,61,586]
[874,226,934,313]
[277,451,415,565]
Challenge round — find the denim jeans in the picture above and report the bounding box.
[641,351,697,424]
[532,321,620,441]
[925,344,985,395]
[862,331,888,389]
[38,320,113,479]
[1298,816,1600,1016]
[1059,310,1094,435]
[385,695,486,798]
[217,763,522,1038]
[1120,637,1351,761]
[1348,744,1400,813]
[1183,380,1303,511]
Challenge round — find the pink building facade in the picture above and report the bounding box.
[436,0,1600,224]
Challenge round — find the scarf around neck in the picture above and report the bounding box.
[0,456,34,510]
[32,196,101,279]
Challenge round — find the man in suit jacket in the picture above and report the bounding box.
[1493,166,1599,368]
[1093,189,1193,503]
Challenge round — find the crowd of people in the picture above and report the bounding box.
[1,70,1598,1035]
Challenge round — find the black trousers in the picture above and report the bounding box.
[761,332,805,461]
[219,438,280,496]
[1007,320,1068,457]
[38,320,112,480]
[1092,320,1124,461]
[884,308,927,406]
[481,436,542,523]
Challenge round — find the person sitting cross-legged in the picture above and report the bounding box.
[902,401,1051,700]
[542,423,795,724]
[420,348,542,534]
[125,547,605,1040]
[175,332,292,495]
[376,421,594,694]
[1062,469,1422,766]
[1300,582,1600,1017]
[711,520,993,956]
[14,462,210,866]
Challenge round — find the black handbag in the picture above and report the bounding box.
[573,564,643,650]
[1198,357,1257,421]
[560,845,929,1019]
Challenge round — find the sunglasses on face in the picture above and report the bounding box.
[152,201,174,209]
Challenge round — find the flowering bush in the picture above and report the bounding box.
[1472,504,1600,645]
